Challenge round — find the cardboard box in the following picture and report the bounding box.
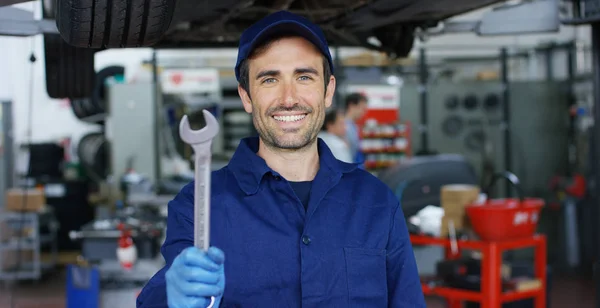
[441,202,467,217]
[504,277,542,292]
[1,250,34,270]
[440,214,471,237]
[4,188,46,212]
[441,184,480,203]
[441,184,480,215]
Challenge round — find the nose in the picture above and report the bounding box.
[281,82,298,106]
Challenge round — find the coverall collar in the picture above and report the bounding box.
[229,136,357,195]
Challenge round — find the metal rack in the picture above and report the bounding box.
[0,209,59,280]
[361,121,413,172]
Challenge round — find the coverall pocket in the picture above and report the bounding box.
[344,247,388,307]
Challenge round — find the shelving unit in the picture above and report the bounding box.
[0,208,59,280]
[221,98,255,156]
[360,121,412,171]
[411,234,547,308]
[219,74,256,158]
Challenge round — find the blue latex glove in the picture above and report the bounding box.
[166,246,225,308]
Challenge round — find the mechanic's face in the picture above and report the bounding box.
[239,36,336,151]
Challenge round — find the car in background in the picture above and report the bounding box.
[1,0,506,99]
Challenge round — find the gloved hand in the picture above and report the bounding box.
[166,246,226,308]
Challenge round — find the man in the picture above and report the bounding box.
[343,93,369,165]
[136,10,425,308]
[318,109,353,163]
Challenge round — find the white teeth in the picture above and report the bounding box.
[273,114,306,122]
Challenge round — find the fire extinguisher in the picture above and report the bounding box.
[116,223,137,270]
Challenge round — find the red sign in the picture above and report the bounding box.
[171,73,183,85]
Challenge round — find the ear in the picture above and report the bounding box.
[238,84,253,114]
[324,75,336,109]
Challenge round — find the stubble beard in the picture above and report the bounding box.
[251,103,324,151]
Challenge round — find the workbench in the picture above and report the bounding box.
[411,234,547,308]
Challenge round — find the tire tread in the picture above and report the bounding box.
[57,0,175,48]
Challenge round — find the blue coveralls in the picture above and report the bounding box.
[136,136,425,307]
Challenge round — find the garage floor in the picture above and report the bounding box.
[0,266,595,308]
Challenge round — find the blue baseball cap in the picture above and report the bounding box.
[234,10,334,82]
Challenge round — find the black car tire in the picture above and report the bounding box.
[70,99,88,119]
[44,33,96,99]
[91,65,125,111]
[78,132,110,181]
[56,0,176,48]
[69,65,125,122]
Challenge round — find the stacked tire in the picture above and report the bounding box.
[78,133,110,182]
[70,66,125,121]
[73,66,124,181]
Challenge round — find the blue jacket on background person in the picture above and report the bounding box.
[345,111,366,169]
[136,137,425,307]
[345,118,362,163]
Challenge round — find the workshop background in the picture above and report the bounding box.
[0,0,598,307]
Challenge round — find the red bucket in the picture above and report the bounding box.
[466,172,544,241]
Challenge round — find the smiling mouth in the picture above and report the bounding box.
[272,114,307,122]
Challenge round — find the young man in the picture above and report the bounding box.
[136,10,425,308]
[318,110,353,163]
[344,93,369,164]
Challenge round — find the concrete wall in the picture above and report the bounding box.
[0,1,593,150]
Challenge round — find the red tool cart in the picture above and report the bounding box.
[411,234,547,308]
[412,171,547,308]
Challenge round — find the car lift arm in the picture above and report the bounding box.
[0,0,34,7]
[0,6,58,36]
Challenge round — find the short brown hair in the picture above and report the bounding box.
[344,93,368,112]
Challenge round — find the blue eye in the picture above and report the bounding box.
[298,76,311,81]
[263,78,276,84]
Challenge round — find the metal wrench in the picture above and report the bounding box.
[179,109,220,251]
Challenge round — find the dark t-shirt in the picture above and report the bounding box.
[289,181,312,211]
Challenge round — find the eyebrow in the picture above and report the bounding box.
[256,70,279,80]
[255,67,320,80]
[295,67,319,76]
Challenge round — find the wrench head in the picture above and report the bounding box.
[179,109,220,145]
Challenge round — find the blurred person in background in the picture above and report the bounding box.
[344,93,368,165]
[318,109,353,163]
